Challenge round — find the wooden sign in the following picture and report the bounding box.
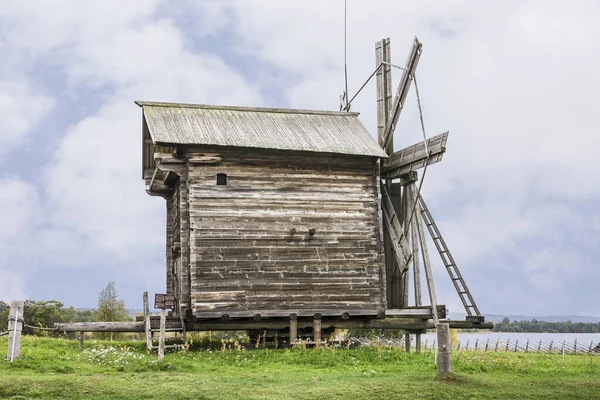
[154,294,175,309]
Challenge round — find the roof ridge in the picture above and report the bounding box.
[134,101,360,117]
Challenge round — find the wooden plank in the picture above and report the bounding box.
[376,37,393,153]
[381,37,422,153]
[53,318,492,333]
[382,132,448,178]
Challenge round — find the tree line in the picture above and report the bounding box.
[0,282,131,338]
[493,317,600,333]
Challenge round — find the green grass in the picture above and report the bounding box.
[1,336,599,399]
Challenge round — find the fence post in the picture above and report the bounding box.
[465,339,469,351]
[505,339,510,352]
[495,338,499,352]
[475,338,478,351]
[514,339,518,352]
[79,331,84,349]
[436,323,451,375]
[157,309,166,361]
[7,301,24,362]
[485,338,489,352]
[549,340,554,353]
[574,339,577,354]
[525,339,529,353]
[589,341,593,354]
[143,292,152,352]
[289,314,297,348]
[538,340,542,352]
[313,313,321,348]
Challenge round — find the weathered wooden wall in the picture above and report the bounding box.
[175,148,385,318]
[165,183,180,296]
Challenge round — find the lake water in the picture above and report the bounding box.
[418,332,600,351]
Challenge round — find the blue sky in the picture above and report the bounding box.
[1,0,599,316]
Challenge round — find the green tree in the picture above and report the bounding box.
[93,282,130,340]
[0,301,9,332]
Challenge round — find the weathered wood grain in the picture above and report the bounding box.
[181,149,384,317]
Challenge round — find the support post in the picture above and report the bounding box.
[415,334,421,353]
[158,309,166,361]
[313,313,322,348]
[375,38,393,154]
[289,314,297,347]
[404,333,411,353]
[79,332,84,349]
[7,301,24,362]
[436,323,451,375]
[143,292,152,351]
[414,188,439,324]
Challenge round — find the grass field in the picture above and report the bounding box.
[1,335,599,399]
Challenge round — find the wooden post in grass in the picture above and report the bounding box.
[313,313,322,348]
[436,323,450,375]
[289,314,297,347]
[7,301,24,362]
[79,331,84,349]
[158,309,166,361]
[143,292,152,351]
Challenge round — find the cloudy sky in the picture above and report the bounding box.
[1,0,599,317]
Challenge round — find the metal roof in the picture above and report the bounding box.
[136,101,387,158]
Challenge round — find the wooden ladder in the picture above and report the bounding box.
[417,195,481,317]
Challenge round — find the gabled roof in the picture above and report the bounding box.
[136,101,387,158]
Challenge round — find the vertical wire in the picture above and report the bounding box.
[344,0,349,108]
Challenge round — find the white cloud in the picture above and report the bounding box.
[1,0,599,314]
[0,177,40,301]
[0,80,54,154]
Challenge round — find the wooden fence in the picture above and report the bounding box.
[348,336,600,355]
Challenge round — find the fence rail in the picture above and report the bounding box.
[348,336,600,355]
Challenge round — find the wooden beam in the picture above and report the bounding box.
[382,131,448,179]
[376,38,393,153]
[405,184,422,308]
[380,183,413,268]
[382,37,423,153]
[414,191,439,324]
[55,318,492,332]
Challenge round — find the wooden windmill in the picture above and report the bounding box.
[373,37,484,335]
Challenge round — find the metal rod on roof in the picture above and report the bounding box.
[344,0,349,105]
[344,63,383,111]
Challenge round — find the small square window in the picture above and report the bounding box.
[216,173,227,185]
